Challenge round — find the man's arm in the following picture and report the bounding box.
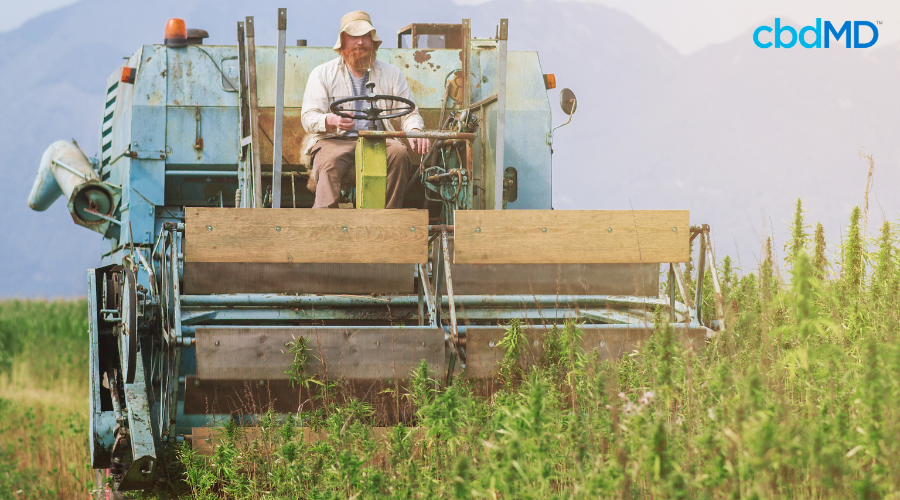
[300,66,355,133]
[300,66,330,134]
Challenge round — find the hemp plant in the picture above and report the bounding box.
[283,335,320,389]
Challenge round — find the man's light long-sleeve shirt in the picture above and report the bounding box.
[300,56,425,154]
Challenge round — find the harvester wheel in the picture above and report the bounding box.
[119,267,138,384]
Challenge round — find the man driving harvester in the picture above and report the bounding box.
[301,11,430,208]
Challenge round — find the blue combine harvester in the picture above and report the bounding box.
[27,11,721,493]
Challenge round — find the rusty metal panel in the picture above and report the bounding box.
[165,107,239,165]
[166,46,240,107]
[463,325,710,379]
[257,107,306,166]
[133,45,166,108]
[470,41,497,104]
[183,262,415,294]
[252,47,329,108]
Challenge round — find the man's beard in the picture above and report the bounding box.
[343,47,375,71]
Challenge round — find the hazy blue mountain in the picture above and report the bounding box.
[1,1,896,296]
[548,16,900,268]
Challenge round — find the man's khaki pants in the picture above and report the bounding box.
[310,137,410,209]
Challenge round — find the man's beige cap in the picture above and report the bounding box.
[333,11,383,51]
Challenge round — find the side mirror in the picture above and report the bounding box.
[559,88,577,116]
[547,88,577,146]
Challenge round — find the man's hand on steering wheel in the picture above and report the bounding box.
[327,93,428,153]
[325,113,355,131]
[408,129,430,155]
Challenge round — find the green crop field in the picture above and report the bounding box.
[2,201,899,499]
[0,299,93,498]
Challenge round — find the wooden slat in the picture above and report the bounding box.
[191,427,263,455]
[462,325,709,378]
[441,237,659,296]
[183,262,414,294]
[450,263,659,297]
[184,208,428,263]
[183,377,421,422]
[183,377,303,414]
[453,210,690,264]
[195,327,444,380]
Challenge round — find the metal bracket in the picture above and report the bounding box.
[672,262,693,323]
[493,19,508,210]
[125,150,167,160]
[118,343,156,491]
[83,207,122,226]
[271,8,287,208]
[417,263,437,327]
[193,105,203,150]
[668,224,726,330]
[705,230,726,330]
[439,227,465,383]
[171,230,182,342]
[245,16,263,207]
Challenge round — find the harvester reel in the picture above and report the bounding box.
[329,84,416,122]
[118,267,138,384]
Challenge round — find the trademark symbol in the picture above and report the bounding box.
[877,20,883,25]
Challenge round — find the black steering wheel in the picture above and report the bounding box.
[330,81,416,122]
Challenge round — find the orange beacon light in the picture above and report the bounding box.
[164,18,188,48]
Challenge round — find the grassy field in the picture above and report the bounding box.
[2,201,899,499]
[0,299,93,498]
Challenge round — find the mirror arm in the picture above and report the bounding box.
[546,100,576,146]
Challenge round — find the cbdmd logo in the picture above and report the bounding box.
[753,19,879,48]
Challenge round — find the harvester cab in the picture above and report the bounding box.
[27,11,723,493]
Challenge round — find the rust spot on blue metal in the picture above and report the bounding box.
[413,50,433,64]
[405,75,436,98]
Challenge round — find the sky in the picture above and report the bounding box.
[0,0,81,32]
[5,0,898,53]
[461,0,900,54]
